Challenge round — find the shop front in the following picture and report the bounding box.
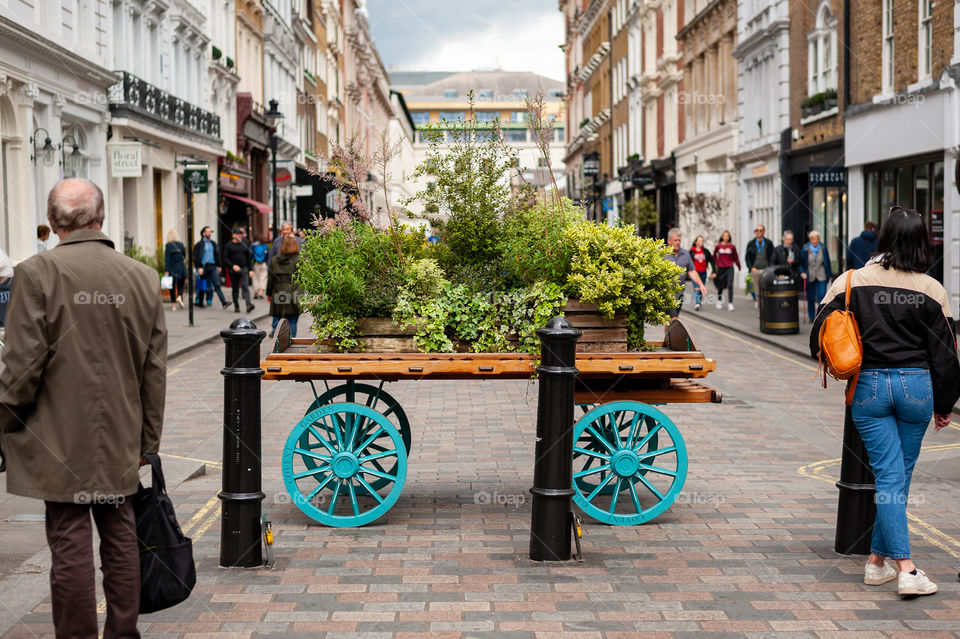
[782,139,847,272]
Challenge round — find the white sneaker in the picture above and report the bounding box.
[753,301,758,309]
[694,303,701,311]
[728,303,735,311]
[864,560,897,585]
[898,569,938,596]
[715,301,723,310]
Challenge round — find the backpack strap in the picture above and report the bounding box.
[843,269,853,310]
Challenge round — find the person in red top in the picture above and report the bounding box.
[689,236,715,311]
[713,230,741,311]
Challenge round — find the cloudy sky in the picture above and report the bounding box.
[365,0,565,81]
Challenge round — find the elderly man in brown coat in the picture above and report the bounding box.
[0,178,167,638]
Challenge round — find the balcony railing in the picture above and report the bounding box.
[108,71,221,142]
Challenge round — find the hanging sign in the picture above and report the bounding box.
[184,165,209,194]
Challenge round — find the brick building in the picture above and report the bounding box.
[779,0,846,271]
[844,0,959,304]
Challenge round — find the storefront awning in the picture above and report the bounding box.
[221,193,272,214]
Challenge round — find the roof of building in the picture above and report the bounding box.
[390,70,564,103]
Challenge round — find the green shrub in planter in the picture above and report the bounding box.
[500,196,582,288]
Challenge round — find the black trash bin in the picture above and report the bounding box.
[758,266,799,334]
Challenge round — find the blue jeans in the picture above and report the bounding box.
[199,264,227,305]
[851,369,933,559]
[805,278,827,321]
[272,314,299,337]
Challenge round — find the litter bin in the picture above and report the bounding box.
[758,266,799,334]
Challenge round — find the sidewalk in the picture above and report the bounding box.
[164,292,272,359]
[681,290,814,361]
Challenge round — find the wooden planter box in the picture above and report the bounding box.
[325,299,628,353]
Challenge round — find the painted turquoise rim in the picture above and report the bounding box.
[572,400,687,525]
[282,402,407,527]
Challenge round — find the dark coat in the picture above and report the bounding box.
[222,240,253,272]
[164,241,187,279]
[772,243,801,271]
[744,238,774,271]
[799,242,833,281]
[193,238,220,267]
[0,230,167,501]
[846,230,878,269]
[267,254,302,317]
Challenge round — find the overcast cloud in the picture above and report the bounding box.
[366,0,565,81]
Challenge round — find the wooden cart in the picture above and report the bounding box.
[262,319,721,528]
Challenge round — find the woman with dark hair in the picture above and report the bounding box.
[689,236,715,311]
[267,235,303,338]
[810,206,960,597]
[712,230,740,311]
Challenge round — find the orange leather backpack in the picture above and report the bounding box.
[817,270,862,405]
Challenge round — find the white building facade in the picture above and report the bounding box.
[731,0,790,278]
[0,1,116,261]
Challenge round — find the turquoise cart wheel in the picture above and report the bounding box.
[300,382,411,491]
[573,407,659,497]
[304,381,411,454]
[572,401,687,525]
[282,402,407,527]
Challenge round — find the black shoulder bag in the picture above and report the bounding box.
[133,453,197,614]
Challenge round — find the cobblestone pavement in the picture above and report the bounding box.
[3,318,960,638]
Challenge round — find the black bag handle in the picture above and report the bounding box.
[142,453,167,495]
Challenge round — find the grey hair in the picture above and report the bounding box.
[47,178,104,232]
[782,230,794,240]
[808,229,821,239]
[667,227,682,240]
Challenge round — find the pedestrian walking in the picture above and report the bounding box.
[192,225,229,309]
[37,224,50,253]
[772,230,801,274]
[251,236,269,299]
[664,228,708,318]
[689,236,715,311]
[745,224,773,308]
[846,220,879,269]
[0,178,167,636]
[799,229,833,322]
[267,235,303,337]
[164,228,187,311]
[269,222,295,261]
[222,227,256,314]
[810,206,960,597]
[712,230,741,311]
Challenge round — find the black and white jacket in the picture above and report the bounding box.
[810,260,960,414]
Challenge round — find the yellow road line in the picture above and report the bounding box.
[797,449,960,559]
[96,496,221,616]
[685,317,960,434]
[162,453,223,468]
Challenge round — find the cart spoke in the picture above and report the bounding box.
[625,412,641,448]
[328,479,343,514]
[609,478,622,513]
[293,464,332,480]
[305,474,335,500]
[346,480,360,516]
[355,426,385,453]
[638,446,676,459]
[627,481,642,514]
[358,449,398,463]
[636,473,665,501]
[632,423,663,453]
[609,412,624,449]
[574,463,612,479]
[573,447,611,461]
[294,448,333,462]
[308,426,338,454]
[355,476,384,503]
[585,425,617,454]
[586,473,616,502]
[358,465,397,482]
[638,463,676,477]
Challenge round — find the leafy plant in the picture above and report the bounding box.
[500,197,581,287]
[620,196,658,237]
[125,244,164,275]
[565,222,682,345]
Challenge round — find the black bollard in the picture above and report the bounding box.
[835,405,876,555]
[529,316,581,561]
[219,318,267,567]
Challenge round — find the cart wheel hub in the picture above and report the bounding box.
[612,450,639,478]
[332,453,359,478]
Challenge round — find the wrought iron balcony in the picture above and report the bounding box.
[108,71,221,143]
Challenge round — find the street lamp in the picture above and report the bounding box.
[265,99,283,243]
[30,128,55,164]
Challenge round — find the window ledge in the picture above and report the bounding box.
[907,77,935,93]
[800,105,839,126]
[872,91,895,104]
